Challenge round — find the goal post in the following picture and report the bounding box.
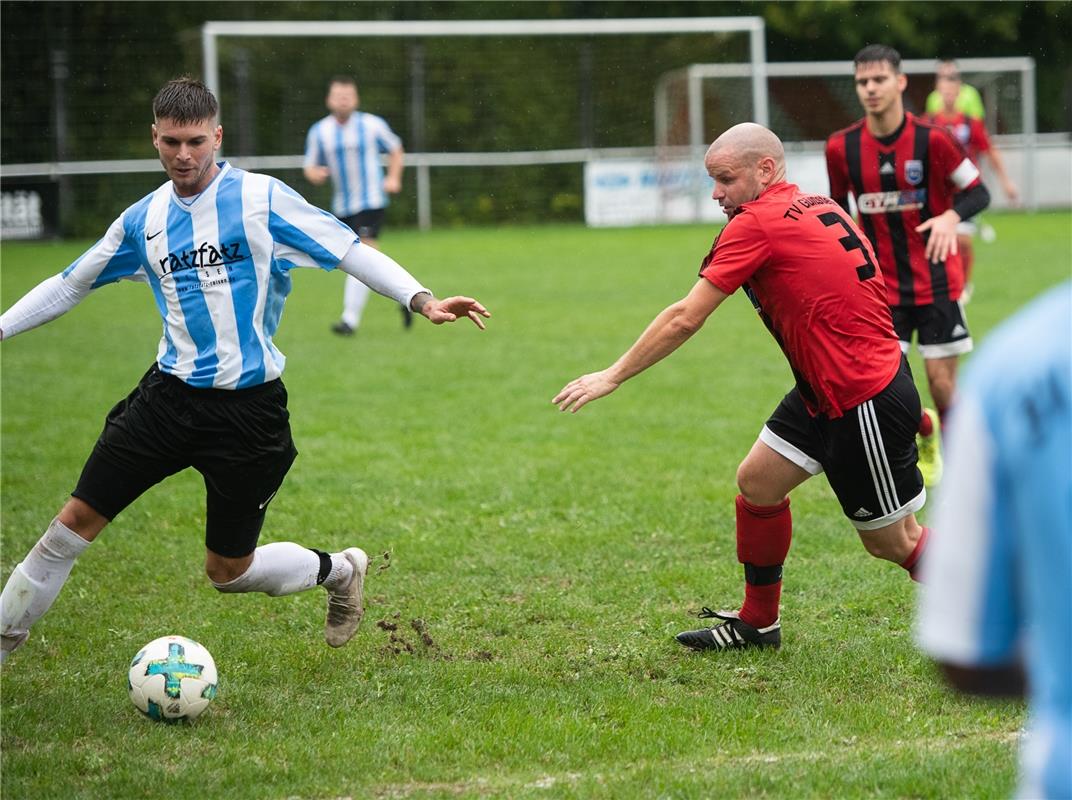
[201,17,768,230]
[655,57,1038,209]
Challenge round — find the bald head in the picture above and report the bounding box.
[704,123,787,216]
[706,123,786,172]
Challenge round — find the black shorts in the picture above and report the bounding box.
[760,358,925,530]
[340,208,386,241]
[891,299,973,359]
[73,365,298,558]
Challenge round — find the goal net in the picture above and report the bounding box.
[654,57,1038,219]
[200,18,765,232]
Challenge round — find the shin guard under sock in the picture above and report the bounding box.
[736,495,792,628]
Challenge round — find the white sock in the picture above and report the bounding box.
[211,542,322,597]
[1,518,91,643]
[322,554,355,591]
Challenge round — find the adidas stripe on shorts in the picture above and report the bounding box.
[891,298,973,359]
[759,356,926,530]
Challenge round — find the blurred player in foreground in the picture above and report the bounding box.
[826,44,991,488]
[918,281,1071,800]
[0,77,489,666]
[927,65,1020,303]
[304,76,410,336]
[554,123,929,652]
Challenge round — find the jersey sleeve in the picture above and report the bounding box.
[62,211,147,290]
[932,127,981,191]
[303,123,326,168]
[268,179,358,270]
[824,136,850,204]
[371,115,402,154]
[917,392,1020,666]
[698,211,770,295]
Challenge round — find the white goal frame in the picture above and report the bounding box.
[201,17,768,229]
[655,57,1038,208]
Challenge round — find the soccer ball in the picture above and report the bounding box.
[128,635,218,722]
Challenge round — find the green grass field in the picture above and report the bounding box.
[2,212,1069,799]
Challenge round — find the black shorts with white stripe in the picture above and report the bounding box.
[760,357,926,530]
[892,299,973,359]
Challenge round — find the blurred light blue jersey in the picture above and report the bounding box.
[60,162,357,389]
[304,112,402,217]
[918,281,1072,800]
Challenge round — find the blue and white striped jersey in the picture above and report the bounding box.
[918,281,1071,800]
[304,112,402,217]
[61,162,357,389]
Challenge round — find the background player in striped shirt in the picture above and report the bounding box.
[927,66,1020,302]
[554,123,929,652]
[0,77,489,666]
[304,76,409,336]
[918,282,1071,800]
[826,44,991,487]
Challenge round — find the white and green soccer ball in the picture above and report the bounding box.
[128,635,218,722]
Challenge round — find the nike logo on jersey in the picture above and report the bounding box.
[146,230,164,240]
[258,490,278,510]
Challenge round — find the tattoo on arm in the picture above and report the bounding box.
[410,291,434,313]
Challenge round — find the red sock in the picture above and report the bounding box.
[918,411,934,438]
[736,495,792,628]
[900,526,930,582]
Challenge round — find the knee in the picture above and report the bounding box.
[858,525,915,563]
[859,536,898,561]
[56,498,108,541]
[736,462,777,506]
[206,553,254,589]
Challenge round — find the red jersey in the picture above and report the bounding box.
[699,182,902,418]
[825,112,981,307]
[926,109,991,164]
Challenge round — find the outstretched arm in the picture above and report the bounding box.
[552,278,729,413]
[336,243,489,329]
[0,272,94,341]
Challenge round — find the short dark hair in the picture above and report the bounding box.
[854,44,902,73]
[328,75,358,90]
[153,77,218,124]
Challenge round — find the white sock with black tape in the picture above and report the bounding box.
[211,541,324,597]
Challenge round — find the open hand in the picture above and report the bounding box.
[916,211,960,264]
[421,296,490,329]
[552,370,619,413]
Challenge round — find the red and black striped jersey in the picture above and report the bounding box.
[825,112,981,307]
[699,182,902,419]
[927,110,992,164]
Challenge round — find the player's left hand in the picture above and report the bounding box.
[552,370,620,413]
[421,296,490,329]
[916,211,960,264]
[384,176,402,194]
